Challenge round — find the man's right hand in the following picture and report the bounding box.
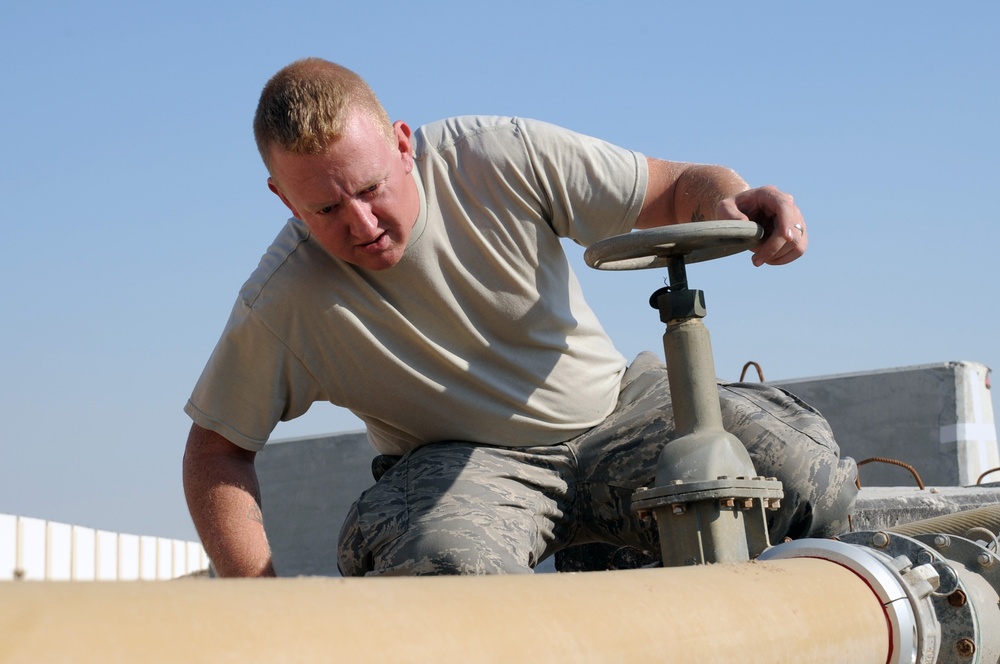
[714,185,807,267]
[182,423,277,577]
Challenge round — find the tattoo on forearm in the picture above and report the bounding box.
[247,505,264,525]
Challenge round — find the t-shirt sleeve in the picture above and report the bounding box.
[514,117,649,247]
[184,297,326,451]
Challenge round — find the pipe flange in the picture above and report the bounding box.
[632,476,784,512]
[916,533,1000,663]
[760,538,922,664]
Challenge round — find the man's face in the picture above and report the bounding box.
[267,112,420,271]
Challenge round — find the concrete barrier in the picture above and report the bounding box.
[256,432,375,576]
[0,513,209,581]
[773,361,998,488]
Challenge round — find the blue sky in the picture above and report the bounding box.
[2,1,997,541]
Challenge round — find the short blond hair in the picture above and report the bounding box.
[253,58,394,173]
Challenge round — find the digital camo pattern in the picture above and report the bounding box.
[339,352,858,576]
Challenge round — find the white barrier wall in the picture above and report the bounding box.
[0,514,209,581]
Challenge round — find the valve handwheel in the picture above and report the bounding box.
[584,220,764,271]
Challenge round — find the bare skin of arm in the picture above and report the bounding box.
[182,423,276,577]
[637,158,807,267]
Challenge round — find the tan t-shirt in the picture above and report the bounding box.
[185,116,648,454]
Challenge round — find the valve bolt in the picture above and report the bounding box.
[956,638,975,658]
[871,532,890,548]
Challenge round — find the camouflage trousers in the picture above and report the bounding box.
[338,352,858,576]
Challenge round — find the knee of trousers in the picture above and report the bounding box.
[717,382,859,540]
[382,527,535,575]
[337,498,536,576]
[768,454,859,541]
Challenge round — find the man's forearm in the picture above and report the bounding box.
[183,425,276,577]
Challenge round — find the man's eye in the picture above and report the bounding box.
[317,205,334,215]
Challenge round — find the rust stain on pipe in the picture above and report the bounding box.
[0,559,889,663]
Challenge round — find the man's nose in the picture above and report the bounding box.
[344,199,378,238]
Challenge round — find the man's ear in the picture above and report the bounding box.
[393,121,414,172]
[268,177,301,218]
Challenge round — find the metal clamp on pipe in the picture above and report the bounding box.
[761,529,1000,664]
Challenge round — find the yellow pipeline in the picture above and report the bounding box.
[0,559,890,663]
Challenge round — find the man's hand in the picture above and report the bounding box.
[715,185,807,267]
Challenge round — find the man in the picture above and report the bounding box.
[183,57,856,577]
